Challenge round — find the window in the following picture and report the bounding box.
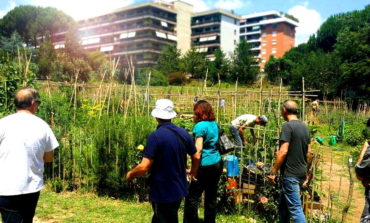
[161,21,168,27]
[240,28,245,33]
[81,37,100,45]
[54,44,65,49]
[199,36,217,42]
[234,40,237,45]
[262,41,267,46]
[120,32,136,39]
[272,31,277,37]
[167,34,177,41]
[261,32,267,37]
[100,46,113,52]
[262,59,266,63]
[262,50,266,54]
[272,40,277,45]
[272,48,277,54]
[196,47,208,53]
[272,23,277,28]
[252,26,260,31]
[234,29,237,35]
[155,31,167,39]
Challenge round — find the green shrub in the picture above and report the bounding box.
[344,125,364,146]
[136,69,168,86]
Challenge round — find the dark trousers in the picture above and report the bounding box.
[151,199,182,223]
[0,191,40,223]
[361,188,370,223]
[184,161,223,223]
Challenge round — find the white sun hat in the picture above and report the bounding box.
[151,99,177,119]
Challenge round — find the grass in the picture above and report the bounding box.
[35,188,260,223]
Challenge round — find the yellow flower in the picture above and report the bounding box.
[223,168,227,173]
[137,144,144,151]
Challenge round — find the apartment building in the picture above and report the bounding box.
[191,9,241,60]
[240,10,298,70]
[52,1,192,67]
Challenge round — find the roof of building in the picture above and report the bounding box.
[241,10,280,19]
[192,9,242,20]
[78,1,177,22]
[241,10,298,27]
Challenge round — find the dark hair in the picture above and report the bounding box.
[14,87,40,109]
[283,100,298,115]
[193,100,215,123]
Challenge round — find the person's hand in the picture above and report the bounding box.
[187,169,197,182]
[126,171,133,181]
[362,179,370,187]
[268,174,277,184]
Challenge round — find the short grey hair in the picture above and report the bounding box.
[14,87,40,109]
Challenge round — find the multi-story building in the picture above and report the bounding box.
[51,3,296,70]
[240,10,298,70]
[191,9,241,60]
[52,1,192,67]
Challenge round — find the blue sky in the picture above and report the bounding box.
[0,0,369,44]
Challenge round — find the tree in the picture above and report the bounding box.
[231,40,259,84]
[208,49,230,83]
[180,48,208,79]
[156,44,181,76]
[335,25,370,99]
[0,6,75,47]
[36,37,56,79]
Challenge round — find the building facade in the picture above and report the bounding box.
[240,10,298,70]
[51,3,297,70]
[53,1,192,67]
[191,10,241,60]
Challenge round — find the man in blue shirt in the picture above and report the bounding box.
[126,99,200,223]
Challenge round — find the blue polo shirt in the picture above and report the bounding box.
[144,122,197,203]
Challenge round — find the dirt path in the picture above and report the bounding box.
[317,148,364,222]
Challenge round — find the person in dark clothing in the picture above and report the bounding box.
[126,99,200,223]
[356,117,370,222]
[184,100,222,223]
[268,100,313,223]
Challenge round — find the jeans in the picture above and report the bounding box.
[230,126,242,148]
[279,177,306,223]
[151,199,182,223]
[0,191,40,223]
[361,188,370,222]
[184,161,223,223]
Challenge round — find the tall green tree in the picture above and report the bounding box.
[231,40,259,84]
[180,48,208,79]
[0,6,74,47]
[208,49,230,83]
[156,44,181,76]
[335,25,370,99]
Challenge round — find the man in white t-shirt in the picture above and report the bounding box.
[0,87,59,223]
[230,114,268,148]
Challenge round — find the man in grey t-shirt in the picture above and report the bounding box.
[268,100,312,223]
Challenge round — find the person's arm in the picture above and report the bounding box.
[268,142,289,184]
[250,128,256,144]
[238,128,246,145]
[43,151,54,163]
[356,141,370,182]
[306,143,314,166]
[357,141,369,164]
[126,157,153,181]
[189,137,202,181]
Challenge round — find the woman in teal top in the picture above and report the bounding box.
[184,100,222,223]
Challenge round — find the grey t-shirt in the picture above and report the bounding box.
[280,120,310,179]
